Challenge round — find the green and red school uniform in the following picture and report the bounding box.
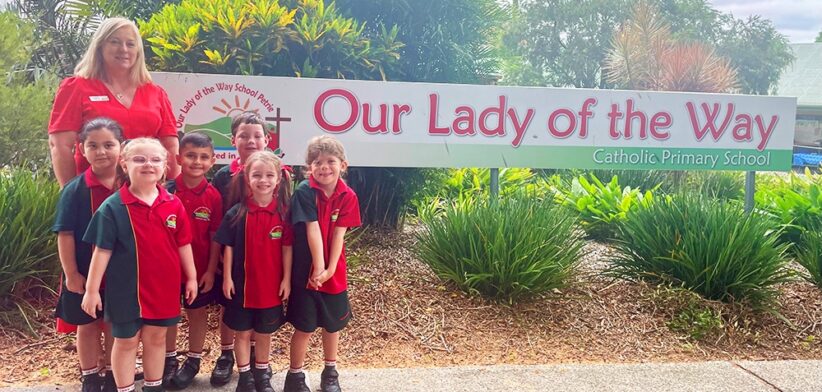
[214,197,292,333]
[167,176,224,308]
[52,168,114,331]
[48,77,177,174]
[287,176,361,332]
[83,184,192,332]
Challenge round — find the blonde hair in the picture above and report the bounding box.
[118,137,167,185]
[74,17,152,85]
[305,135,347,165]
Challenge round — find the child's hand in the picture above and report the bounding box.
[279,279,291,301]
[199,271,215,293]
[65,272,86,294]
[310,269,334,288]
[223,276,234,300]
[184,279,198,305]
[81,291,101,317]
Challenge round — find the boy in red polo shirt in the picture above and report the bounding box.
[164,132,223,389]
[210,111,271,385]
[284,136,361,392]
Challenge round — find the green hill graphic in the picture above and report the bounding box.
[184,117,233,148]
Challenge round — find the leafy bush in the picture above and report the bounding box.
[610,194,792,308]
[346,167,429,228]
[685,170,744,200]
[0,11,58,167]
[554,173,655,241]
[0,166,60,301]
[140,0,402,79]
[755,170,822,250]
[588,169,683,194]
[668,305,724,341]
[415,194,584,303]
[794,227,822,288]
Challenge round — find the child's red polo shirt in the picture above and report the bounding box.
[290,177,361,295]
[48,77,178,174]
[83,184,192,322]
[167,176,223,281]
[215,198,293,308]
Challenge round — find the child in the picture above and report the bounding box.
[215,151,293,392]
[210,111,271,385]
[81,137,198,392]
[163,132,223,389]
[284,135,361,392]
[53,117,123,392]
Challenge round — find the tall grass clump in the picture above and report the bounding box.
[686,170,744,200]
[795,227,822,288]
[610,194,792,308]
[415,194,584,303]
[0,166,60,301]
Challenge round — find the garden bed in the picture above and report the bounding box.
[1,226,821,386]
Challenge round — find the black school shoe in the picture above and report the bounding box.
[143,385,164,392]
[168,357,200,390]
[81,373,102,392]
[252,366,275,392]
[283,371,311,392]
[101,372,117,392]
[320,366,341,392]
[235,371,255,392]
[210,351,234,386]
[161,356,179,388]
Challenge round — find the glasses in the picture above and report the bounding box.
[127,155,165,166]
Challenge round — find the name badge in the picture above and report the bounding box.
[89,95,109,102]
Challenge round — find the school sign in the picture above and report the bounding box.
[153,72,797,171]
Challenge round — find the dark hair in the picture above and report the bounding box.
[180,132,214,151]
[79,117,125,144]
[230,111,268,136]
[227,151,292,226]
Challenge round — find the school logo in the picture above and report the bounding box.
[269,226,283,240]
[331,209,340,222]
[166,214,177,229]
[193,207,211,221]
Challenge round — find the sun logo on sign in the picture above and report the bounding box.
[212,95,258,117]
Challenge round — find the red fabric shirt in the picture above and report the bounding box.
[48,77,178,174]
[309,176,361,294]
[120,185,192,319]
[170,176,222,281]
[243,198,293,308]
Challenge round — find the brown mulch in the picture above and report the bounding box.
[2,227,822,386]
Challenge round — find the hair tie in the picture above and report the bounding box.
[282,165,293,174]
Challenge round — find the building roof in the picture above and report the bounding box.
[778,43,822,109]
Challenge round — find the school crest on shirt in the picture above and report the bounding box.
[331,209,340,222]
[193,207,211,221]
[269,226,283,240]
[166,214,177,229]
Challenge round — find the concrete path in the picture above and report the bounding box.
[3,360,821,392]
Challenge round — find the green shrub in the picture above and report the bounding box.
[686,170,744,200]
[610,194,792,308]
[0,166,60,301]
[346,167,429,228]
[668,305,724,341]
[554,173,655,241]
[795,227,822,288]
[140,0,402,79]
[415,194,583,303]
[755,170,822,250]
[588,169,683,194]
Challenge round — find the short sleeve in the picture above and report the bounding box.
[215,205,239,246]
[174,201,193,246]
[52,179,80,233]
[290,182,318,224]
[48,77,84,134]
[83,203,117,250]
[335,192,361,228]
[155,86,178,137]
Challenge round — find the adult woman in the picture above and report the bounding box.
[48,17,179,186]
